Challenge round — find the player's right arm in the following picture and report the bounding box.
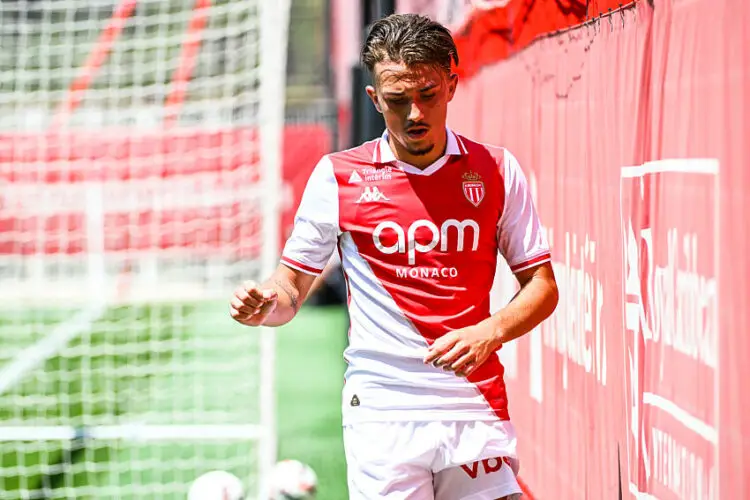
[230,264,316,327]
[230,155,339,328]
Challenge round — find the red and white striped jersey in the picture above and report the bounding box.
[281,129,551,424]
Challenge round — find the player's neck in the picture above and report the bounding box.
[388,129,447,170]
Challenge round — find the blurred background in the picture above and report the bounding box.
[0,0,747,499]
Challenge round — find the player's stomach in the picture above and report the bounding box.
[341,345,505,423]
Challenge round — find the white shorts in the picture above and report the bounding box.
[343,420,523,500]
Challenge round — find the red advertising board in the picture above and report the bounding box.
[621,160,720,499]
[436,0,749,497]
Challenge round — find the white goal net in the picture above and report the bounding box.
[0,0,290,498]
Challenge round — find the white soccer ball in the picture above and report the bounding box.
[268,459,318,500]
[188,470,245,500]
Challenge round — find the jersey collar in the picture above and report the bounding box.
[372,127,468,167]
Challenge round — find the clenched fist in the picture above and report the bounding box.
[230,280,278,327]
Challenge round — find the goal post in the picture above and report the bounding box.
[0,0,292,498]
[258,0,292,498]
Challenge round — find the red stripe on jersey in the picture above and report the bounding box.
[509,252,551,272]
[465,356,509,420]
[280,256,323,275]
[454,132,468,155]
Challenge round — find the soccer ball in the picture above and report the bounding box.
[188,470,245,500]
[268,459,318,499]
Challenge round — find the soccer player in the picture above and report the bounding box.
[231,13,558,500]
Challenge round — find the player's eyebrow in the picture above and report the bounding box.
[383,83,438,97]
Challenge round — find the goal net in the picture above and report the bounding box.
[0,0,290,498]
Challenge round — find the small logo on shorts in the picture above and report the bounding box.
[461,457,507,479]
[350,394,360,407]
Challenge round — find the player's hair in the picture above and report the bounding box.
[361,13,459,77]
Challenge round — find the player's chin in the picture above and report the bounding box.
[407,144,434,157]
[403,138,434,156]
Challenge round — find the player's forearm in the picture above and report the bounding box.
[485,269,558,345]
[256,263,320,327]
[260,274,302,327]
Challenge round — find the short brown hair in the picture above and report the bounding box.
[361,13,459,76]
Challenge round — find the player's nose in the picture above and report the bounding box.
[407,102,425,122]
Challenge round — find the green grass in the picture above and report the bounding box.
[276,306,349,500]
[0,302,349,499]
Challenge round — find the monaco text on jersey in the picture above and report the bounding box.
[373,219,480,265]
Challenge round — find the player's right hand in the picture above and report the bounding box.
[230,280,278,327]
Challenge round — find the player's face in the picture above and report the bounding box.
[366,60,458,167]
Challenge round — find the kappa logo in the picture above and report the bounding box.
[462,171,485,207]
[356,186,389,203]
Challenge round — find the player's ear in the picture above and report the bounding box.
[446,73,459,101]
[365,85,383,113]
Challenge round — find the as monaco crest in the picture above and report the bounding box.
[462,171,485,207]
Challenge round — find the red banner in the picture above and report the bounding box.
[622,160,720,499]
[0,125,331,257]
[449,0,749,498]
[398,0,630,79]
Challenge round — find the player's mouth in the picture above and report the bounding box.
[406,126,429,140]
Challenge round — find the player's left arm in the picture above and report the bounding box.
[425,150,558,377]
[488,261,558,342]
[424,263,558,377]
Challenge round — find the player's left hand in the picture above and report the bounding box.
[423,323,501,378]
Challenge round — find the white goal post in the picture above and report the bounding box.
[0,0,291,498]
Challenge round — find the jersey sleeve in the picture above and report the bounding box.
[496,150,552,273]
[280,156,339,276]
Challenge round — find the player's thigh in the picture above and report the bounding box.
[343,422,435,500]
[433,457,522,500]
[345,461,434,500]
